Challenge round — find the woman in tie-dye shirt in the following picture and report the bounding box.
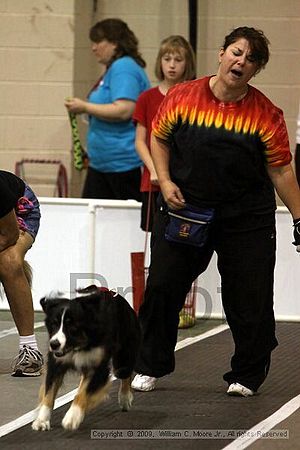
[132,27,300,397]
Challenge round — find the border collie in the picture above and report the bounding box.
[32,285,141,431]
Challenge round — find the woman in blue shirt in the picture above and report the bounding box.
[65,18,150,200]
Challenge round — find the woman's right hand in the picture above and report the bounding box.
[160,180,185,210]
[64,97,87,114]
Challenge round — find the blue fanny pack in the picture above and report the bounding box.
[165,204,215,247]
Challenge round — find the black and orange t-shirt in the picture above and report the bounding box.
[152,76,292,217]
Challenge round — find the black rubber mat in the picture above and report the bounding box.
[1,322,300,450]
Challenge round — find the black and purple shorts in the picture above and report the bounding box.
[15,184,41,240]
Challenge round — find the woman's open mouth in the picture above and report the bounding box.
[231,69,243,78]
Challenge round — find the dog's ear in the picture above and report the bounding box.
[76,284,98,295]
[40,297,47,312]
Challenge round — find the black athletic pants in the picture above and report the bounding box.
[82,166,142,201]
[135,206,278,392]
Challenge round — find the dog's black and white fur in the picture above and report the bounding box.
[32,286,141,431]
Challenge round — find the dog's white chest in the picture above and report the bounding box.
[72,347,105,370]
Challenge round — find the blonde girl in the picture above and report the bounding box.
[133,36,196,230]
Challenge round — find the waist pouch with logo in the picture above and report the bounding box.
[165,204,215,247]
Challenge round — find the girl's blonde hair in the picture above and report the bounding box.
[154,35,196,81]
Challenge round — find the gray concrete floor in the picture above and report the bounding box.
[1,312,299,450]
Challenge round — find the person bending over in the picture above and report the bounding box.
[0,170,43,376]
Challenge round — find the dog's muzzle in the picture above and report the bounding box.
[49,338,68,357]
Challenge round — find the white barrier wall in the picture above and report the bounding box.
[1,199,299,321]
[26,198,146,309]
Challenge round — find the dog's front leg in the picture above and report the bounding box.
[118,376,134,411]
[61,376,86,431]
[32,375,64,431]
[32,359,65,431]
[62,371,111,430]
[32,401,52,431]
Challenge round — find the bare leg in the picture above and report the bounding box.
[0,231,34,336]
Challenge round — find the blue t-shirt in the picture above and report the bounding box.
[87,56,150,172]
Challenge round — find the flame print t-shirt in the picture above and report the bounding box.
[152,76,291,217]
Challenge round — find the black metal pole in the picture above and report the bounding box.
[188,0,198,56]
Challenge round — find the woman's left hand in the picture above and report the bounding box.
[150,168,159,185]
[64,97,87,114]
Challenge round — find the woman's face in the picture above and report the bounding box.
[218,38,258,88]
[91,39,117,66]
[161,50,187,83]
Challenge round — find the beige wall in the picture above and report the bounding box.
[0,0,299,196]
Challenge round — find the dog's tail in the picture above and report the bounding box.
[23,260,33,287]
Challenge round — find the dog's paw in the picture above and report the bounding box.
[32,418,51,431]
[32,405,51,431]
[118,390,133,411]
[62,404,84,430]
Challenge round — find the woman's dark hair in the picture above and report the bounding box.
[223,26,270,73]
[89,18,146,68]
[155,35,196,81]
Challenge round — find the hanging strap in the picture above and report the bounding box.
[143,184,153,268]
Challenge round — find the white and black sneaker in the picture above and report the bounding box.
[131,374,157,391]
[227,382,254,397]
[11,345,44,377]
